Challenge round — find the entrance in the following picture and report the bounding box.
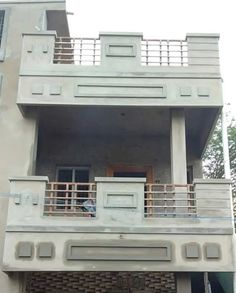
[107,164,153,183]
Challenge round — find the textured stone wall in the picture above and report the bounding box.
[25,271,176,293]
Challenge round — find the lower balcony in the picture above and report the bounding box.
[3,176,234,273]
[6,176,232,232]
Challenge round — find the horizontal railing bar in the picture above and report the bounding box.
[54,53,100,57]
[145,201,196,204]
[45,198,96,201]
[145,205,196,208]
[142,55,217,60]
[44,211,96,215]
[141,50,188,54]
[54,48,100,52]
[55,40,100,43]
[146,184,193,186]
[141,62,188,64]
[141,45,187,48]
[188,63,220,66]
[55,41,100,44]
[45,204,96,208]
[144,212,196,217]
[46,189,96,192]
[144,191,195,193]
[53,59,100,63]
[48,182,96,185]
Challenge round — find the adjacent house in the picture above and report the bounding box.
[0,0,234,292]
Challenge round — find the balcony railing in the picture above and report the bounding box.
[53,37,188,67]
[44,182,97,217]
[43,182,196,218]
[141,39,188,66]
[53,37,101,65]
[145,184,196,217]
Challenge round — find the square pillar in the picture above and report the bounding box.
[170,109,188,215]
[170,109,187,184]
[176,273,192,293]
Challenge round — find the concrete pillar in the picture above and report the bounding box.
[170,109,188,215]
[176,273,192,293]
[170,109,187,184]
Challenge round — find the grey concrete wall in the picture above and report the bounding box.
[0,1,66,292]
[36,131,202,184]
[36,133,172,183]
[3,232,234,272]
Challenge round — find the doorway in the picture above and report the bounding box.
[107,164,153,183]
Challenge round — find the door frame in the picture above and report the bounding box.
[106,164,153,183]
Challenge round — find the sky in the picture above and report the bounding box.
[66,0,236,119]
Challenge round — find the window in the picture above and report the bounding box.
[57,167,89,184]
[0,8,9,61]
[0,10,5,47]
[54,167,95,215]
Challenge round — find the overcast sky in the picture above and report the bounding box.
[66,0,236,119]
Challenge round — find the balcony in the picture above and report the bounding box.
[6,176,232,232]
[17,32,223,111]
[3,176,234,272]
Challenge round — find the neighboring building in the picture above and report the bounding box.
[0,0,234,292]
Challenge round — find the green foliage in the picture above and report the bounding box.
[203,116,236,193]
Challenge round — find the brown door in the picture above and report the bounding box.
[107,164,153,183]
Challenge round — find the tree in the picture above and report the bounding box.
[203,116,236,194]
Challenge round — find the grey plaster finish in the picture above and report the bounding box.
[36,134,172,183]
[171,109,187,184]
[6,225,234,235]
[100,32,143,37]
[5,177,233,233]
[9,176,48,182]
[0,1,66,292]
[17,32,223,112]
[186,33,220,38]
[2,233,234,272]
[194,178,232,184]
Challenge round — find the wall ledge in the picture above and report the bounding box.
[9,176,49,182]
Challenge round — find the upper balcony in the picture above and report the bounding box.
[17,32,223,113]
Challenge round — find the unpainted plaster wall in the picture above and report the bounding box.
[36,132,202,183]
[0,1,66,292]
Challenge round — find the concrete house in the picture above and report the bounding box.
[0,0,234,292]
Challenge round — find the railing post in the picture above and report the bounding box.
[186,33,220,69]
[95,177,146,225]
[7,176,48,226]
[99,32,143,70]
[194,179,232,219]
[21,31,57,68]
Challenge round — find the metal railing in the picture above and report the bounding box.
[44,182,97,217]
[53,37,101,65]
[44,182,196,218]
[141,39,188,66]
[144,184,196,217]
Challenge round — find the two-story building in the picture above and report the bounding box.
[0,0,234,292]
